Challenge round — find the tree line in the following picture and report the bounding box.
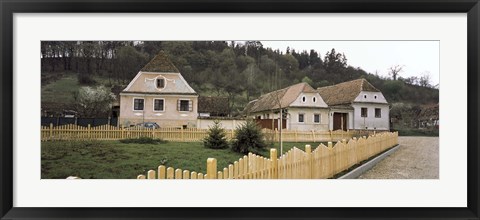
[41,41,439,114]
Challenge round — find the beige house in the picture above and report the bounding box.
[119,51,198,128]
[244,82,329,131]
[318,78,390,131]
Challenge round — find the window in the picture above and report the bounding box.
[312,97,317,103]
[364,95,367,99]
[266,114,270,119]
[133,98,144,111]
[154,99,164,111]
[314,114,320,123]
[374,95,377,99]
[156,78,165,89]
[302,96,306,103]
[361,107,368,117]
[178,100,191,112]
[375,108,381,118]
[298,113,304,123]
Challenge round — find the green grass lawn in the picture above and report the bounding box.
[41,73,80,104]
[41,140,325,179]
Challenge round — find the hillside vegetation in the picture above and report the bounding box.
[41,41,439,116]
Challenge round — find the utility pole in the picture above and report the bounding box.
[279,108,283,155]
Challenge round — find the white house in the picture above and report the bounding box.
[244,82,330,131]
[317,78,390,131]
[119,51,199,128]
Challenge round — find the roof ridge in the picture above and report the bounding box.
[140,50,180,73]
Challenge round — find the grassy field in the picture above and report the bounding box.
[41,73,80,104]
[41,140,320,179]
[41,72,124,105]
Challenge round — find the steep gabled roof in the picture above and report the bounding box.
[122,51,196,94]
[317,78,380,106]
[140,50,180,73]
[244,82,317,113]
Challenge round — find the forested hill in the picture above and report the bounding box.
[41,41,439,114]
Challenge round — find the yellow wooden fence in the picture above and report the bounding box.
[137,132,398,179]
[41,124,376,142]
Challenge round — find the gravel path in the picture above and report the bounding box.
[358,136,439,179]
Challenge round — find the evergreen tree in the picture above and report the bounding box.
[231,120,267,154]
[203,120,229,149]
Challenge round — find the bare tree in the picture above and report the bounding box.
[418,72,432,87]
[388,65,404,80]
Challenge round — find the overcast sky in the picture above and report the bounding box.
[259,41,439,86]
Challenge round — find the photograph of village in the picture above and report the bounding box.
[41,41,439,179]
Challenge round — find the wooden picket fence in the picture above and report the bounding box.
[137,131,399,179]
[41,123,375,142]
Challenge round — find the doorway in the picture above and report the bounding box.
[333,113,348,131]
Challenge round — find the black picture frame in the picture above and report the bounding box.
[1,0,479,219]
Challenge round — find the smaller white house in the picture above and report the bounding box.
[244,82,330,131]
[317,78,390,131]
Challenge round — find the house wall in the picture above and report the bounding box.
[354,91,388,104]
[289,92,328,108]
[125,72,196,94]
[352,103,390,130]
[119,94,198,128]
[249,107,329,131]
[287,108,329,131]
[327,109,354,130]
[196,118,247,130]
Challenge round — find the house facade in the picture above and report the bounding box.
[317,79,390,131]
[119,51,198,128]
[244,83,330,131]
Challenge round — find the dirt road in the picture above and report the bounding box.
[358,136,439,179]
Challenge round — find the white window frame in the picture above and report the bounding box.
[132,97,145,111]
[375,108,382,118]
[361,107,368,118]
[178,99,192,112]
[312,96,317,103]
[313,113,321,123]
[298,113,305,123]
[155,76,167,90]
[153,98,165,112]
[301,95,306,103]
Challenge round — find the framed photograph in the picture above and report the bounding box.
[1,0,479,219]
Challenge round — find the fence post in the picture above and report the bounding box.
[305,145,312,179]
[270,148,278,179]
[207,158,217,179]
[181,126,185,142]
[312,130,315,142]
[121,127,125,139]
[88,124,91,139]
[295,130,298,142]
[329,130,333,142]
[158,165,166,179]
[147,170,156,179]
[49,123,53,140]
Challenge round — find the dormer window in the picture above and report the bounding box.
[364,95,367,99]
[374,95,377,99]
[302,96,306,103]
[312,97,317,103]
[156,78,165,89]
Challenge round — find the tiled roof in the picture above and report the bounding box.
[140,50,180,73]
[244,82,316,113]
[198,96,229,115]
[317,78,380,106]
